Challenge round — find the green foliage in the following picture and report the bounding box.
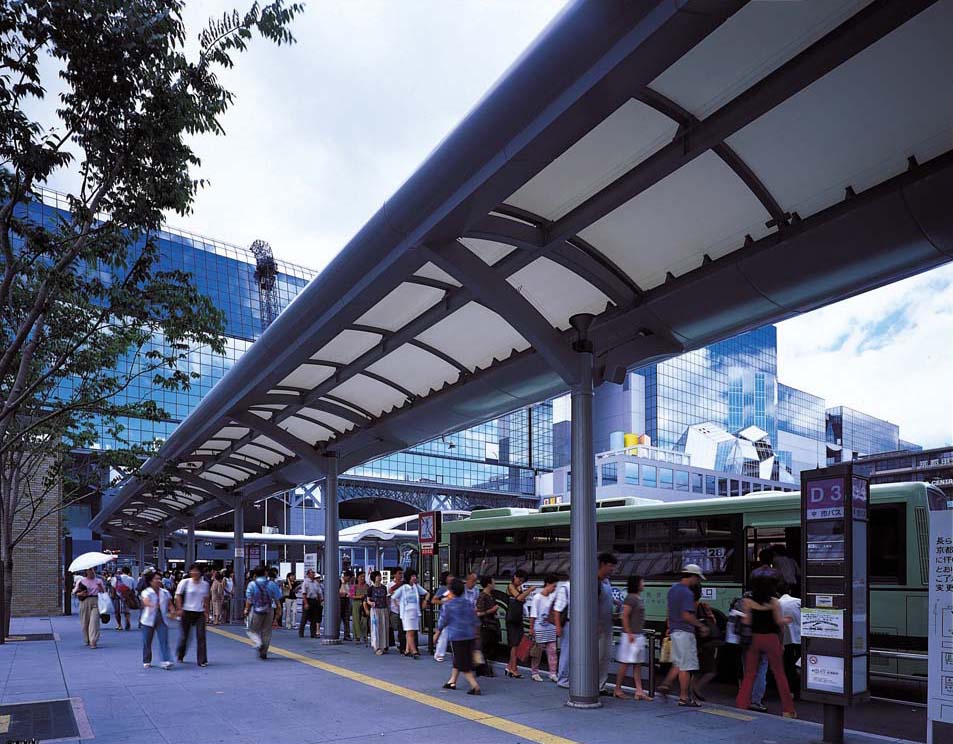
[0,0,302,555]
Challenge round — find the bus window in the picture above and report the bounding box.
[676,470,690,492]
[673,516,740,580]
[869,503,906,584]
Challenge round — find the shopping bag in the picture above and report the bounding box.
[516,634,533,662]
[659,636,672,664]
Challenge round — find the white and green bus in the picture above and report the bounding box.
[439,481,936,681]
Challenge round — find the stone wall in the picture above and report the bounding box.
[10,459,62,617]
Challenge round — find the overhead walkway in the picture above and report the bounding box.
[91,0,953,705]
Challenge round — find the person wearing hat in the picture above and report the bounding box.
[657,564,709,706]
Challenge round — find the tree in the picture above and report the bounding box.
[0,0,302,634]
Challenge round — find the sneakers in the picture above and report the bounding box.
[375,649,384,656]
[531,673,544,682]
[749,703,768,713]
[548,674,558,683]
[161,662,173,670]
[199,662,208,667]
[143,663,151,669]
[434,655,445,662]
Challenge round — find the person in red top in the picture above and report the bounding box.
[72,568,106,648]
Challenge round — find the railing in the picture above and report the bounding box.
[870,648,928,683]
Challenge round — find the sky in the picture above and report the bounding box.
[38,1,952,449]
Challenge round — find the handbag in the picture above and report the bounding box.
[516,634,533,662]
[659,636,673,664]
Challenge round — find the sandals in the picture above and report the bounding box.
[613,690,630,700]
[678,699,702,708]
[442,682,457,690]
[504,670,523,678]
[467,687,482,696]
[635,692,654,701]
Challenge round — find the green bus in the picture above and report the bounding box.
[438,481,936,681]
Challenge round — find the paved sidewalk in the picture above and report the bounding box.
[0,615,921,744]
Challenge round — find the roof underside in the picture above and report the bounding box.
[95,0,953,539]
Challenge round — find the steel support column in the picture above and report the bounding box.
[232,502,246,621]
[567,314,600,708]
[186,519,196,567]
[136,540,145,577]
[156,533,166,573]
[322,453,341,644]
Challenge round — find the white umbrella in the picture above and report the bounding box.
[68,551,117,573]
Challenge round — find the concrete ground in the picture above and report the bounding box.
[0,615,923,744]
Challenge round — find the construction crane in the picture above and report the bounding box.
[249,239,279,330]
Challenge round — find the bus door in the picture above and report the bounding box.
[744,525,802,590]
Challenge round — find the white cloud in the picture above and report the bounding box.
[777,262,953,449]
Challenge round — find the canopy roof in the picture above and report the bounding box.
[94,0,953,540]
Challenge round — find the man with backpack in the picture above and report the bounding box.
[245,566,282,659]
[111,566,138,631]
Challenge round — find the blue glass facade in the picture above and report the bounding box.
[641,326,778,451]
[826,405,900,458]
[778,384,826,440]
[351,403,553,496]
[27,190,315,448]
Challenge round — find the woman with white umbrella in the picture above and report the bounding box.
[72,567,106,648]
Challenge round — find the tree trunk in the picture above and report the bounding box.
[2,556,12,639]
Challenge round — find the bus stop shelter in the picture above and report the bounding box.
[92,0,953,707]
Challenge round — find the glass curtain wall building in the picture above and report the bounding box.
[349,403,553,497]
[826,405,900,462]
[777,384,826,476]
[29,189,315,448]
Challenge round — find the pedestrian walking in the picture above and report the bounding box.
[387,568,405,653]
[596,553,619,694]
[174,563,210,667]
[268,568,282,629]
[245,566,283,659]
[476,576,499,678]
[529,575,559,682]
[365,570,390,655]
[463,572,479,607]
[657,564,709,707]
[110,567,136,631]
[772,545,801,597]
[339,570,353,641]
[553,578,570,688]
[140,571,176,669]
[692,582,721,701]
[283,572,298,629]
[735,574,797,718]
[351,571,369,645]
[73,568,106,649]
[222,569,234,623]
[210,571,225,625]
[298,568,323,638]
[432,571,454,662]
[614,575,651,700]
[393,569,429,658]
[435,578,482,695]
[504,569,531,678]
[778,582,802,701]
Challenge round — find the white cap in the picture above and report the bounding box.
[681,563,706,580]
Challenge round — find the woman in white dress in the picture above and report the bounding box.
[614,575,651,700]
[393,569,429,658]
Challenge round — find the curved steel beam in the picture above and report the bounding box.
[634,88,787,227]
[422,240,579,385]
[466,211,640,307]
[230,410,328,472]
[543,0,936,253]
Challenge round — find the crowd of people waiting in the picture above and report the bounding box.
[75,545,801,715]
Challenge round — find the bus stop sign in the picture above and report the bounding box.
[418,511,440,557]
[800,463,869,741]
[928,486,953,744]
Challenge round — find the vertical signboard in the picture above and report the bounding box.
[928,486,953,744]
[800,464,869,727]
[418,511,441,557]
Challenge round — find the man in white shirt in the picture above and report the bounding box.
[387,568,405,653]
[779,584,802,698]
[298,569,323,638]
[175,563,210,666]
[463,572,480,606]
[553,580,570,688]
